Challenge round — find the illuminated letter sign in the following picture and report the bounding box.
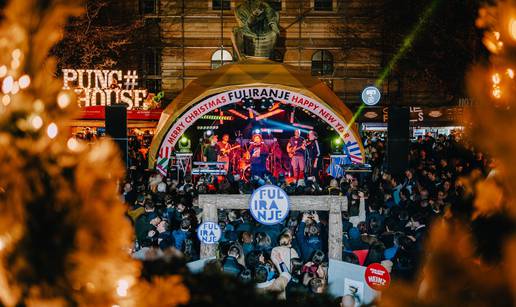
[61,68,148,110]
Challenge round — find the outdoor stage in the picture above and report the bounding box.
[149,58,366,181]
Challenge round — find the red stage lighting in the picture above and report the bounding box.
[256,109,285,120]
[227,109,249,120]
[293,123,314,130]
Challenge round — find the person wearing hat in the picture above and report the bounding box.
[249,133,269,178]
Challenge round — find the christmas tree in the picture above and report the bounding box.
[0,0,188,305]
[380,1,516,306]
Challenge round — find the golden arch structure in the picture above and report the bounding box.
[149,58,365,174]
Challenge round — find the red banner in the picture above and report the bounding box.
[77,106,162,120]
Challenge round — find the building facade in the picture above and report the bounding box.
[136,0,389,106]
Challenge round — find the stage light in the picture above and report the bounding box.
[242,98,254,109]
[227,109,249,120]
[293,123,314,130]
[179,136,191,153]
[255,108,284,120]
[260,97,274,110]
[206,130,213,136]
[260,128,283,133]
[254,129,261,135]
[332,137,343,154]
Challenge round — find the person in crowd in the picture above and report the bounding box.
[297,212,323,262]
[222,244,245,277]
[256,253,291,300]
[271,231,299,273]
[156,220,175,250]
[123,129,490,299]
[135,200,160,244]
[172,218,192,252]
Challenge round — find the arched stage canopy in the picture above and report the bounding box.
[149,57,365,173]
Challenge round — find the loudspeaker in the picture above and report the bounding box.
[387,106,409,178]
[105,105,128,168]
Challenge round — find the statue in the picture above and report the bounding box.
[233,0,279,59]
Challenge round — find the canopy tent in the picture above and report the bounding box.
[149,57,365,169]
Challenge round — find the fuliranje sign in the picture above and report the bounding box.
[197,222,222,244]
[156,87,364,174]
[62,69,148,110]
[249,185,290,225]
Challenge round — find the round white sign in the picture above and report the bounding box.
[197,222,222,244]
[249,185,290,225]
[361,86,381,106]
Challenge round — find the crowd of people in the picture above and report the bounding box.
[122,130,491,304]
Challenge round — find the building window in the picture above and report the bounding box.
[211,49,233,69]
[141,0,158,15]
[314,0,333,11]
[267,0,282,11]
[143,48,162,93]
[144,48,161,76]
[311,50,334,76]
[212,0,231,10]
[145,79,162,94]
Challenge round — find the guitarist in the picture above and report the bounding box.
[287,129,306,184]
[217,134,232,172]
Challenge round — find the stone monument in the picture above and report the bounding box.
[233,0,279,59]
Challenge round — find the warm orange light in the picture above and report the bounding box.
[18,75,30,89]
[492,86,502,99]
[510,18,516,41]
[492,73,501,85]
[57,92,71,109]
[507,68,514,79]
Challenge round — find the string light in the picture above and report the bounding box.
[492,72,501,84]
[47,123,58,139]
[492,86,502,99]
[11,81,19,95]
[30,115,43,130]
[0,66,7,78]
[2,76,13,94]
[18,75,30,89]
[11,59,20,70]
[11,49,21,60]
[2,95,10,106]
[33,100,45,112]
[116,279,129,297]
[507,68,514,79]
[67,138,81,151]
[509,18,516,41]
[57,92,71,109]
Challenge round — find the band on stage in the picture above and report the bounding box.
[201,130,320,183]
